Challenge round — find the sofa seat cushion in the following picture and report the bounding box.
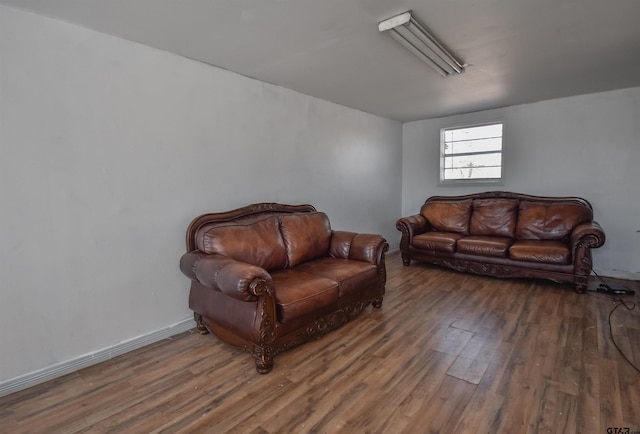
[509,240,571,264]
[420,200,472,235]
[456,236,513,257]
[271,269,339,323]
[470,199,519,237]
[294,257,378,300]
[201,216,288,270]
[412,232,465,253]
[279,212,332,267]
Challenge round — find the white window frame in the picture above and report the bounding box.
[439,121,505,186]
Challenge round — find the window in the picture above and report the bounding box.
[440,122,504,184]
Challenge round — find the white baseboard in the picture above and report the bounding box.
[0,317,196,398]
[593,268,640,281]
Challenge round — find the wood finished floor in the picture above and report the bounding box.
[1,251,639,433]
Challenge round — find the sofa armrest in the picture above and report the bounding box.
[329,231,388,265]
[570,221,606,250]
[395,214,428,243]
[570,221,606,281]
[180,251,273,302]
[396,214,429,252]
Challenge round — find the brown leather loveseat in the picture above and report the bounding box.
[396,191,605,292]
[180,203,388,373]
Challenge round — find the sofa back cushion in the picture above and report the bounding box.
[202,216,288,270]
[420,200,472,235]
[516,201,592,240]
[470,198,519,237]
[279,212,332,267]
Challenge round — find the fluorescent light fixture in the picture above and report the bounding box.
[379,11,465,77]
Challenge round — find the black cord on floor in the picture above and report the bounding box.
[607,295,639,374]
[590,270,640,374]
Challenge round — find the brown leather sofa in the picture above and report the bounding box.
[180,203,388,373]
[396,191,605,292]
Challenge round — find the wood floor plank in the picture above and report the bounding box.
[1,251,639,433]
[575,361,601,434]
[403,375,477,433]
[451,357,506,434]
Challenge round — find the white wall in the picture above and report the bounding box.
[0,5,402,385]
[402,88,640,278]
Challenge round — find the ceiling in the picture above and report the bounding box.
[3,0,640,122]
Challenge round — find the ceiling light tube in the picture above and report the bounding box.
[379,11,465,77]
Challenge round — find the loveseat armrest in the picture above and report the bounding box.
[330,231,388,265]
[180,251,273,302]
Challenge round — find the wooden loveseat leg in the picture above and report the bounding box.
[194,313,209,335]
[253,346,275,374]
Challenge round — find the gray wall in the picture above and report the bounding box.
[0,6,402,383]
[402,88,640,278]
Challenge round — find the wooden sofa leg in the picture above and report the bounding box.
[574,275,589,293]
[372,298,384,308]
[401,255,410,266]
[574,283,587,294]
